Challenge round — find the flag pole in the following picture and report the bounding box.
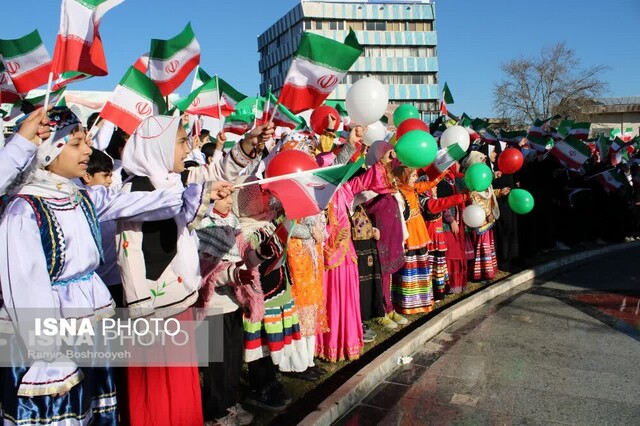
[215,75,224,134]
[42,72,54,108]
[233,163,345,189]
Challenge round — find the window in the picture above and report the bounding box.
[329,20,345,30]
[407,22,416,31]
[387,21,402,31]
[315,20,323,30]
[304,20,313,30]
[375,21,386,31]
[366,21,376,31]
[349,21,364,31]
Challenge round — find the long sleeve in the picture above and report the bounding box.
[334,142,356,165]
[0,134,37,196]
[343,162,395,199]
[427,194,466,215]
[0,199,82,396]
[92,120,115,152]
[87,184,185,222]
[414,172,447,195]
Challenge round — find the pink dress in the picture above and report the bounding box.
[315,164,393,362]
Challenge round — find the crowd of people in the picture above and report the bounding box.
[0,105,637,426]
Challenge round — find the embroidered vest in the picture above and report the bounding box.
[17,190,104,283]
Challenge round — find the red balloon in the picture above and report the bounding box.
[265,150,318,178]
[497,148,524,174]
[396,118,429,140]
[310,105,340,135]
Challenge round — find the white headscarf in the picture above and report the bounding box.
[122,115,182,189]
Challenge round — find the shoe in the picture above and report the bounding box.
[625,236,635,242]
[309,365,327,375]
[207,412,239,426]
[228,404,253,426]
[270,381,292,405]
[363,325,377,343]
[245,384,289,412]
[389,311,408,325]
[378,315,398,330]
[281,370,319,382]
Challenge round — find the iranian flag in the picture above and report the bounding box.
[175,75,246,118]
[148,23,201,96]
[527,115,560,138]
[595,134,611,160]
[526,135,554,152]
[440,82,454,117]
[260,93,304,130]
[3,87,66,121]
[481,128,498,144]
[51,0,123,90]
[568,122,590,140]
[223,113,253,135]
[262,158,364,220]
[278,30,362,114]
[610,127,635,143]
[132,52,149,74]
[551,136,591,170]
[423,143,467,180]
[100,67,167,134]
[499,130,527,146]
[594,169,626,192]
[458,113,479,141]
[0,30,52,94]
[0,60,21,104]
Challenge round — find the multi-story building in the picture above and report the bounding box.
[258,0,440,122]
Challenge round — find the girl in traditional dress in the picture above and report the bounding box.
[116,115,232,426]
[437,166,469,294]
[418,180,468,301]
[0,107,189,425]
[316,136,395,362]
[461,150,509,282]
[363,141,410,329]
[392,165,446,314]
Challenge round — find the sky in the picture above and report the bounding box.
[3,0,640,118]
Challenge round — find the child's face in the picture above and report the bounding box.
[173,125,190,173]
[48,128,92,179]
[213,194,233,215]
[84,171,113,188]
[408,170,418,186]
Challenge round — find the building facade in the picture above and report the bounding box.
[583,97,640,137]
[258,0,440,122]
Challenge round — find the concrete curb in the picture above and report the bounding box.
[299,241,639,426]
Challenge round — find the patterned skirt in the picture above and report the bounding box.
[391,246,433,314]
[470,227,498,281]
[243,300,303,364]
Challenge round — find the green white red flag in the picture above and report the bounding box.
[550,135,591,170]
[132,52,149,74]
[0,30,52,94]
[440,82,454,117]
[278,30,362,114]
[262,158,365,220]
[223,113,253,135]
[595,134,611,160]
[527,115,560,139]
[568,122,590,140]
[594,169,627,192]
[149,23,201,96]
[423,143,467,180]
[100,67,167,134]
[0,60,21,104]
[175,74,246,118]
[51,0,123,90]
[259,93,304,130]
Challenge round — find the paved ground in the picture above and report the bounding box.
[336,247,640,426]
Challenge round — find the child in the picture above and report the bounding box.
[462,151,508,282]
[116,115,232,426]
[419,181,468,301]
[195,191,266,426]
[392,165,446,314]
[0,107,189,425]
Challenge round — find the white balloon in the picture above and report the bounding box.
[440,126,471,152]
[345,77,389,126]
[462,204,486,228]
[363,121,387,146]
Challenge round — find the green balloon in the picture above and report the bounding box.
[393,104,420,127]
[508,189,535,214]
[395,130,438,168]
[464,163,493,191]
